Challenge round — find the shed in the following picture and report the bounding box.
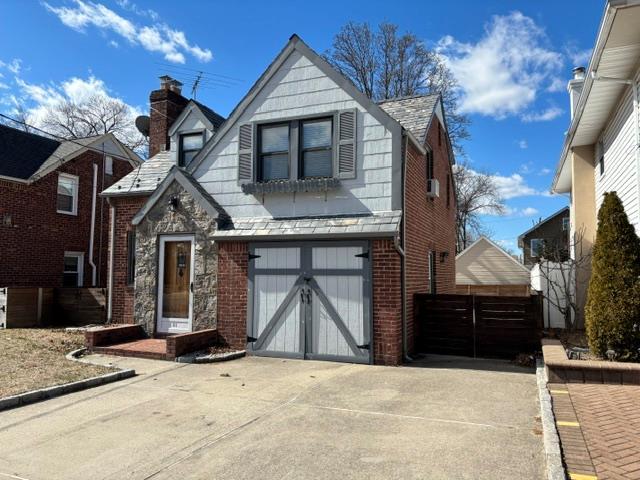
[456,237,531,296]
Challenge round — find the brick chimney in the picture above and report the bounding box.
[149,75,189,157]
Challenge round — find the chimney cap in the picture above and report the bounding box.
[158,75,183,94]
[572,66,586,79]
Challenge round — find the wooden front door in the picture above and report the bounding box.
[157,235,195,334]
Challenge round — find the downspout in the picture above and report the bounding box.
[394,132,411,363]
[633,76,640,218]
[106,199,115,323]
[88,163,98,286]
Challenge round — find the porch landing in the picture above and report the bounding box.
[85,325,218,361]
[93,339,169,361]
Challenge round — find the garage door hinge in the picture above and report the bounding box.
[247,335,257,343]
[248,253,261,260]
[355,251,369,259]
[356,343,370,350]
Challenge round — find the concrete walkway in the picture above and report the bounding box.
[0,355,544,480]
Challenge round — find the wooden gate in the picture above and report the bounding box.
[414,294,542,358]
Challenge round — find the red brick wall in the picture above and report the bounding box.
[403,117,457,354]
[0,152,134,288]
[217,242,248,349]
[108,195,147,324]
[372,238,403,366]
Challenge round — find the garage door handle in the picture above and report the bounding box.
[300,289,305,304]
[306,289,312,304]
[356,343,370,350]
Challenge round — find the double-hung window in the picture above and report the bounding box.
[258,123,290,181]
[63,252,84,287]
[179,132,204,167]
[530,238,544,258]
[57,173,79,215]
[300,118,333,178]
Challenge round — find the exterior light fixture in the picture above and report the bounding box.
[439,251,449,263]
[168,195,179,212]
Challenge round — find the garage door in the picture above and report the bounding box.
[247,242,371,364]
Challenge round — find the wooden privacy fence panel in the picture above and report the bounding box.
[414,294,542,359]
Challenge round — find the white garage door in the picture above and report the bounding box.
[247,242,371,364]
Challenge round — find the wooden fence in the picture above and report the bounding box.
[414,294,543,359]
[0,287,105,328]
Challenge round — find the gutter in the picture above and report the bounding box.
[106,199,116,323]
[88,163,98,286]
[394,133,410,363]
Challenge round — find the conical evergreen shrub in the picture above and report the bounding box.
[585,192,640,361]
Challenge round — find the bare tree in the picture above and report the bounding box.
[0,103,33,133]
[453,161,505,252]
[42,95,146,155]
[535,228,591,330]
[325,21,470,155]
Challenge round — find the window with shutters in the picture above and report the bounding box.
[426,149,434,179]
[238,109,356,190]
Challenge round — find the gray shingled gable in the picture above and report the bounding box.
[378,94,440,144]
[192,100,225,129]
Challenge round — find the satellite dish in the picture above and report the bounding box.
[135,115,150,137]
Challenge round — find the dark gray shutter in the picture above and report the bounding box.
[238,123,254,184]
[336,109,357,179]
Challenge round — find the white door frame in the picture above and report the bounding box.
[64,251,84,287]
[157,234,195,334]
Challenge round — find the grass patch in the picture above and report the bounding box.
[0,329,111,398]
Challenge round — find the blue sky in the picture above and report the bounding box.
[0,0,606,253]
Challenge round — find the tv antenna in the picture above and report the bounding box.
[191,71,203,99]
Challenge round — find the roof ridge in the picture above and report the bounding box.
[377,92,440,104]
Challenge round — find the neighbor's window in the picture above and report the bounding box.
[57,173,79,215]
[562,217,570,231]
[258,123,290,181]
[105,155,113,175]
[446,174,451,208]
[179,132,204,167]
[530,238,544,258]
[63,252,83,287]
[300,118,333,178]
[126,230,136,286]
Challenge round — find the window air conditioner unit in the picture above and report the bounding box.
[427,179,440,198]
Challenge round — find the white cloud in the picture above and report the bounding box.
[521,106,563,122]
[546,77,565,93]
[109,40,119,48]
[115,0,159,21]
[518,139,528,149]
[11,74,143,129]
[491,172,540,199]
[565,45,592,67]
[437,11,563,119]
[43,0,212,64]
[520,207,539,217]
[0,59,23,75]
[539,167,552,176]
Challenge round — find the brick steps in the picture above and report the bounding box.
[93,339,169,361]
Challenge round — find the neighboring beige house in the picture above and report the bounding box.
[455,237,531,296]
[551,0,640,324]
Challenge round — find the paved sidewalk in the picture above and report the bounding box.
[549,382,640,480]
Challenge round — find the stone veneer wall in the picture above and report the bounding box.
[134,181,218,335]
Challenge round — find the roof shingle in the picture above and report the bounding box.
[378,94,439,144]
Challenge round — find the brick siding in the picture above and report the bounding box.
[372,238,403,365]
[216,242,248,349]
[149,87,189,157]
[403,117,457,354]
[108,195,148,324]
[0,152,134,288]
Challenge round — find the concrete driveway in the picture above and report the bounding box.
[0,354,544,480]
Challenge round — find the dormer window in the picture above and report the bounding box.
[179,132,204,167]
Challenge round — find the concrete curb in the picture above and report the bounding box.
[176,350,246,364]
[0,349,136,413]
[536,359,566,480]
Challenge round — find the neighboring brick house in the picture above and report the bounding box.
[103,35,456,366]
[0,124,141,288]
[517,207,570,266]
